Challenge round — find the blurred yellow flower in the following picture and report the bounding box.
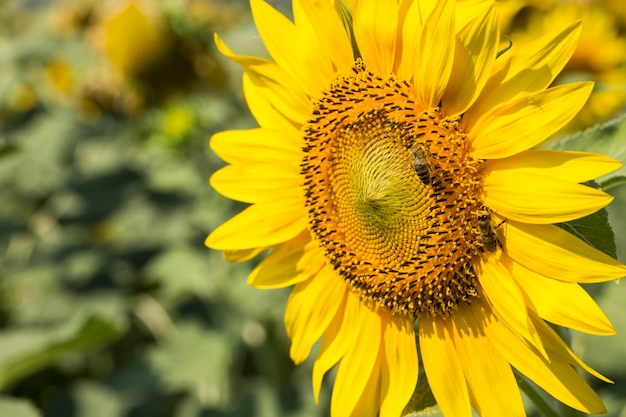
[162,105,195,143]
[85,0,220,110]
[7,83,38,113]
[46,60,74,94]
[605,0,626,26]
[207,1,625,416]
[37,0,232,120]
[101,1,174,79]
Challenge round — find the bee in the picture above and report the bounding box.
[476,209,499,252]
[410,144,432,185]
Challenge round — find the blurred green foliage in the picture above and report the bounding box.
[0,1,328,416]
[0,1,625,417]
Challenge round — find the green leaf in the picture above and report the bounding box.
[555,181,616,259]
[573,279,626,375]
[72,382,125,417]
[556,209,616,259]
[0,397,42,417]
[0,314,122,389]
[598,174,626,191]
[144,246,217,303]
[544,112,626,190]
[147,322,233,407]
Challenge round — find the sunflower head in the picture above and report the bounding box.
[302,60,493,318]
[207,1,625,416]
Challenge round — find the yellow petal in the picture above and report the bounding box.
[242,75,301,132]
[453,303,526,417]
[210,162,301,204]
[508,256,615,335]
[223,247,266,262]
[500,21,581,92]
[348,356,381,417]
[379,316,418,417]
[215,34,310,127]
[331,295,382,417]
[285,265,347,364]
[464,22,582,129]
[312,289,363,402]
[455,0,494,32]
[482,299,607,414]
[396,0,424,80]
[477,257,547,359]
[531,312,611,384]
[397,0,482,77]
[205,196,307,250]
[352,0,398,75]
[210,128,301,165]
[483,169,613,224]
[252,0,338,98]
[443,3,498,116]
[482,150,622,184]
[312,302,346,403]
[295,0,353,76]
[419,317,471,417]
[505,221,626,283]
[415,0,455,108]
[248,233,320,289]
[469,82,593,159]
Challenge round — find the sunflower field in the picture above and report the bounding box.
[1,1,626,417]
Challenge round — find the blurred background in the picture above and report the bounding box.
[0,1,625,416]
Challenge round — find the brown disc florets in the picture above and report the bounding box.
[301,61,486,318]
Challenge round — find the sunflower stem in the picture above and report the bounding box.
[518,378,561,417]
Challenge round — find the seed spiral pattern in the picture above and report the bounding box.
[302,61,486,318]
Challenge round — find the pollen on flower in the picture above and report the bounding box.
[301,61,490,318]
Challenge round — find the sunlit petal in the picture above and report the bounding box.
[285,265,347,363]
[469,82,593,159]
[248,236,321,289]
[331,295,382,417]
[483,169,613,224]
[443,4,498,116]
[206,197,307,250]
[353,0,398,75]
[419,317,471,417]
[464,22,582,129]
[379,316,418,417]
[482,150,621,184]
[507,256,615,335]
[415,0,455,108]
[505,221,626,283]
[454,302,526,417]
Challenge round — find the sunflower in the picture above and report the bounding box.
[206,1,626,416]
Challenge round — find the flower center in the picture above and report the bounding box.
[302,61,485,318]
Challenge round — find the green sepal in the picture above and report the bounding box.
[336,0,362,60]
